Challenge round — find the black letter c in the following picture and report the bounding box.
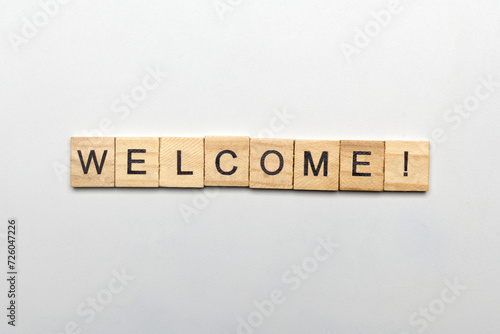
[215,150,237,175]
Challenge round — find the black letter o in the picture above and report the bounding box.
[260,150,284,175]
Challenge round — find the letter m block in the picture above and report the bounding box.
[71,137,115,187]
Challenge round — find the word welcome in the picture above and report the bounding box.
[70,137,430,191]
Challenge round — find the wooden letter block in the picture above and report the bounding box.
[293,140,340,191]
[249,138,294,189]
[204,136,249,187]
[115,137,159,187]
[160,137,204,188]
[71,137,115,187]
[340,140,384,191]
[384,141,429,191]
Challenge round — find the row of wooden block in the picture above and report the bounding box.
[70,137,430,191]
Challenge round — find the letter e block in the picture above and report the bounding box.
[115,137,159,187]
[71,137,115,187]
[384,141,429,191]
[204,136,249,187]
[293,140,339,191]
[340,140,384,191]
[249,138,294,189]
[160,137,204,188]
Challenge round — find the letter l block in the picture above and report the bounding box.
[160,137,204,188]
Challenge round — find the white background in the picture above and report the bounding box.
[1,0,500,333]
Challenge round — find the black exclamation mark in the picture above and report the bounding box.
[403,151,408,176]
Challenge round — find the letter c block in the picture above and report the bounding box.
[204,136,249,187]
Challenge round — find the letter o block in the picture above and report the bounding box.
[249,138,294,189]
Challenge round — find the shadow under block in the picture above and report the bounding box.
[160,137,204,188]
[249,138,294,189]
[71,137,115,187]
[340,140,385,191]
[384,141,429,191]
[293,140,340,191]
[204,136,249,187]
[115,137,159,187]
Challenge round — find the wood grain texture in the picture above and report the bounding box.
[71,137,115,187]
[115,137,159,187]
[204,136,249,187]
[160,137,204,188]
[340,140,384,191]
[384,141,429,191]
[293,139,339,191]
[249,138,294,189]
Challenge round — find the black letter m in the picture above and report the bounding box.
[304,151,328,176]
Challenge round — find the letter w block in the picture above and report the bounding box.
[71,137,115,187]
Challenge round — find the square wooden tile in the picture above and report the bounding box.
[384,141,429,191]
[293,140,340,191]
[249,138,294,189]
[204,136,249,187]
[340,140,385,191]
[115,137,159,187]
[160,137,204,188]
[71,137,115,187]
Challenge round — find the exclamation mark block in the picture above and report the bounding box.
[403,151,408,176]
[384,141,429,191]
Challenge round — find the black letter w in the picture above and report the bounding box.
[78,150,108,174]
